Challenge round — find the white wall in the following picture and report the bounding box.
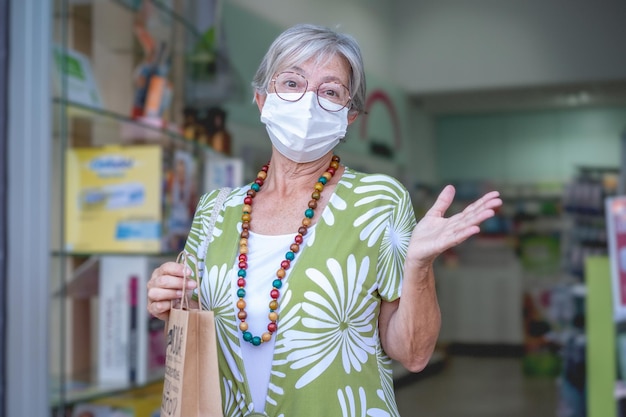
[435,106,626,184]
[224,1,626,188]
[391,0,626,93]
[231,0,626,94]
[228,0,396,79]
[406,104,438,185]
[224,1,417,181]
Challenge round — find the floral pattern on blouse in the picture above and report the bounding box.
[183,167,417,417]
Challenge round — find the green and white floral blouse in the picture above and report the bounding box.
[183,167,417,417]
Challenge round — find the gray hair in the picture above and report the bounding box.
[252,23,367,114]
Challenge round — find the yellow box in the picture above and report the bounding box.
[65,145,162,253]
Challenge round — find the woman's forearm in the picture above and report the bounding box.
[381,261,441,372]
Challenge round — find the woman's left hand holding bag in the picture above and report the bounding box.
[147,261,198,321]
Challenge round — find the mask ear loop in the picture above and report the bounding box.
[175,251,203,311]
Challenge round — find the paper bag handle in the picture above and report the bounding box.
[175,251,204,311]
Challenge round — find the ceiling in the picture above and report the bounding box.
[413,79,626,115]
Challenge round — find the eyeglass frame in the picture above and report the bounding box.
[269,71,352,112]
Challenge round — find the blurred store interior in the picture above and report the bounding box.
[4,0,626,416]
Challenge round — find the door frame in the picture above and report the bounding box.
[6,0,52,415]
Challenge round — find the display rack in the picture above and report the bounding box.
[554,166,619,417]
[50,1,241,415]
[586,257,617,417]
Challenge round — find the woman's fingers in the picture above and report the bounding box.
[408,188,503,264]
[148,262,197,291]
[147,261,198,320]
[425,185,456,217]
[453,192,502,227]
[148,299,175,320]
[452,192,502,241]
[462,191,501,216]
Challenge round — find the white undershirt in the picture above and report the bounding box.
[232,229,304,413]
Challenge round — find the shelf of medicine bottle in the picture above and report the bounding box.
[50,379,130,408]
[53,97,195,147]
[61,0,205,45]
[50,377,164,409]
[50,250,181,258]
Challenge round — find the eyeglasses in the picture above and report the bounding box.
[270,71,351,112]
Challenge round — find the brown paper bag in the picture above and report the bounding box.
[161,252,223,417]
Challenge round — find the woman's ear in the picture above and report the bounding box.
[347,110,359,126]
[254,91,267,112]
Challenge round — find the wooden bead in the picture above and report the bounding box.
[236,156,340,347]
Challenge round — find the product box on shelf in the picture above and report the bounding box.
[162,150,199,253]
[606,196,626,321]
[98,255,170,386]
[72,380,163,417]
[52,45,104,109]
[65,145,199,254]
[607,196,626,408]
[203,150,244,192]
[65,145,163,253]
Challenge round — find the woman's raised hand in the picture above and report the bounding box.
[146,261,198,321]
[407,185,503,267]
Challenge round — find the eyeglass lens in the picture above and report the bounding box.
[272,71,350,111]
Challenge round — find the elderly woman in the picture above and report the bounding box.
[148,23,502,416]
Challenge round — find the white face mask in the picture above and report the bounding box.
[260,92,349,163]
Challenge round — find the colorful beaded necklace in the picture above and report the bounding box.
[236,155,341,346]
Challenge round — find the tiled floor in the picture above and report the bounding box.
[394,355,559,417]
